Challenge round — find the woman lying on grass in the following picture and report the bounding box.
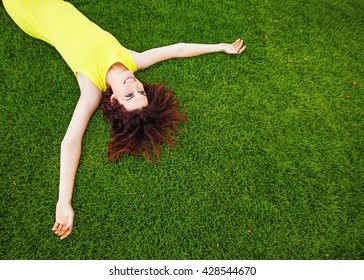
[4,0,246,240]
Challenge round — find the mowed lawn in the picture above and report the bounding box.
[0,0,363,260]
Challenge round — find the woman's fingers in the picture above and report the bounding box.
[60,225,72,240]
[233,39,242,48]
[52,204,74,240]
[52,222,58,232]
[231,39,245,53]
[59,224,66,234]
[52,222,67,237]
[238,45,247,53]
[221,38,246,54]
[52,220,73,239]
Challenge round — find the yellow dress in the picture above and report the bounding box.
[4,0,138,91]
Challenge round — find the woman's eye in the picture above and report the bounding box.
[125,93,133,98]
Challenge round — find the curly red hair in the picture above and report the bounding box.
[101,83,187,162]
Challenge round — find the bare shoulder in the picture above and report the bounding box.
[73,73,103,120]
[76,72,102,104]
[128,50,144,69]
[76,73,102,94]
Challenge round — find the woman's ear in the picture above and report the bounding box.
[110,94,116,105]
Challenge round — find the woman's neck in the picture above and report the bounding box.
[106,62,128,90]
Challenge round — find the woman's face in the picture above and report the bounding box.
[110,71,148,111]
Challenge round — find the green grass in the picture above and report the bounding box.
[1,0,363,260]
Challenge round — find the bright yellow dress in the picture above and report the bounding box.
[4,0,138,91]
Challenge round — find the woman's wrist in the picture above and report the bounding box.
[218,43,225,52]
[57,197,72,205]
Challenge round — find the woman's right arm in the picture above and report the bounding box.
[52,73,102,240]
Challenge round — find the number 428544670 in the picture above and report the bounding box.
[202,267,257,276]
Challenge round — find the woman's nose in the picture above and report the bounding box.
[126,81,138,89]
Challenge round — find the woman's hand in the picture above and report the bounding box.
[220,39,246,54]
[52,201,74,240]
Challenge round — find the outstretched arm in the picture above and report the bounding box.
[129,38,246,70]
[52,73,101,240]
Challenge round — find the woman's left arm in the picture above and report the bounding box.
[52,73,102,240]
[129,38,246,70]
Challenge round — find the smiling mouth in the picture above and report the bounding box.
[123,75,136,84]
